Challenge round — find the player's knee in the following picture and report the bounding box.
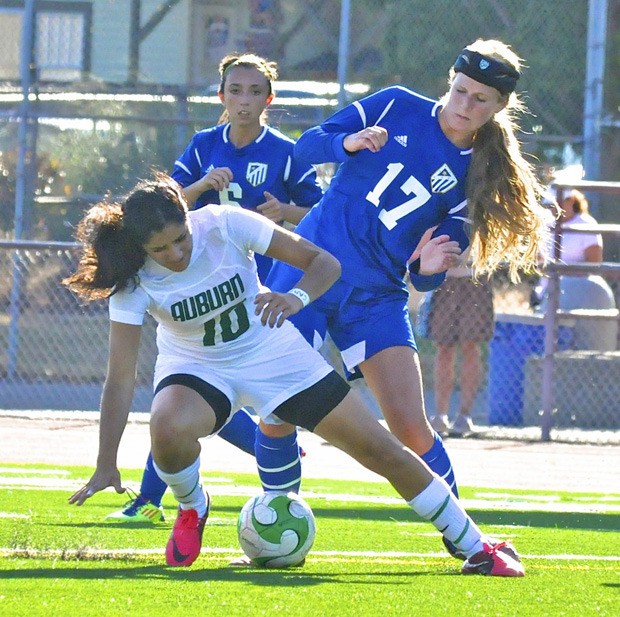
[383,408,428,438]
[150,407,183,450]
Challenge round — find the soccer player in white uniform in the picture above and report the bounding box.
[108,53,324,523]
[67,173,525,576]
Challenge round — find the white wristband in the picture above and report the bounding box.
[288,287,310,307]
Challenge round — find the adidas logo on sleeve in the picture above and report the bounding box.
[394,135,408,147]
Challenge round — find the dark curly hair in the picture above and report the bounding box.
[63,172,188,301]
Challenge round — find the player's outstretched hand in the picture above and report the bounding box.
[343,126,388,154]
[254,290,305,328]
[257,191,286,223]
[68,467,125,506]
[419,234,462,275]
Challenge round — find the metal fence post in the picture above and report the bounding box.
[540,192,564,441]
[337,0,351,110]
[583,0,608,214]
[8,0,36,378]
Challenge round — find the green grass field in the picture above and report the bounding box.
[0,464,618,616]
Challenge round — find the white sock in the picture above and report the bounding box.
[408,477,484,558]
[153,457,207,517]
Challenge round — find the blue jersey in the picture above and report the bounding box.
[172,123,323,280]
[293,86,471,293]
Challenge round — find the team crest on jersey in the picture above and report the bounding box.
[246,162,268,187]
[430,163,458,194]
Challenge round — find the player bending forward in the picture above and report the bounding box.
[66,173,524,576]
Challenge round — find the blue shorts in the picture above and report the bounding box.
[267,261,416,378]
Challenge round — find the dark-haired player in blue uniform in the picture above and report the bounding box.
[172,66,322,281]
[106,53,323,524]
[267,38,549,559]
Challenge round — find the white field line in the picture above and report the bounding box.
[1,474,620,513]
[1,546,619,562]
[0,467,71,476]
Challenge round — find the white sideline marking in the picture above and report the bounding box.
[476,492,561,502]
[1,547,618,561]
[0,467,70,476]
[1,475,619,513]
[477,491,620,504]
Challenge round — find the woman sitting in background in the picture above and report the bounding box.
[554,188,603,264]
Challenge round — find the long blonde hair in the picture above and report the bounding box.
[448,39,548,282]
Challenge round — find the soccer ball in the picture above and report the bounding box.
[237,492,316,567]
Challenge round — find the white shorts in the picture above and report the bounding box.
[153,321,333,425]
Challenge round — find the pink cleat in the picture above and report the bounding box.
[462,541,525,577]
[165,493,210,567]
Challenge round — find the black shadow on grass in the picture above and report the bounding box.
[455,509,619,532]
[0,564,444,585]
[210,505,620,532]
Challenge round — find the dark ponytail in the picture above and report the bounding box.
[63,202,145,300]
[64,173,189,301]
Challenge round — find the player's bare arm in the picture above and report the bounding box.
[257,191,309,225]
[68,321,142,505]
[182,167,233,206]
[254,227,341,328]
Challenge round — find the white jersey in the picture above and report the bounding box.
[541,211,603,264]
[109,204,333,420]
[109,205,333,423]
[110,205,276,362]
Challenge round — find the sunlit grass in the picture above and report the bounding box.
[0,464,618,617]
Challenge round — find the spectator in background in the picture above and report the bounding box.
[428,253,494,437]
[554,188,603,263]
[536,187,617,350]
[531,188,603,307]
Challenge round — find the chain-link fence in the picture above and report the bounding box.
[0,241,157,412]
[0,1,619,444]
[1,239,618,445]
[1,1,618,243]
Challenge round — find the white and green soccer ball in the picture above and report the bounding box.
[237,492,316,567]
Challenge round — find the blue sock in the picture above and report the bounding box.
[421,431,459,497]
[218,408,258,455]
[255,428,302,493]
[140,452,168,506]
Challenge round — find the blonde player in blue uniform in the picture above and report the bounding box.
[267,39,549,559]
[66,173,525,576]
[106,53,323,523]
